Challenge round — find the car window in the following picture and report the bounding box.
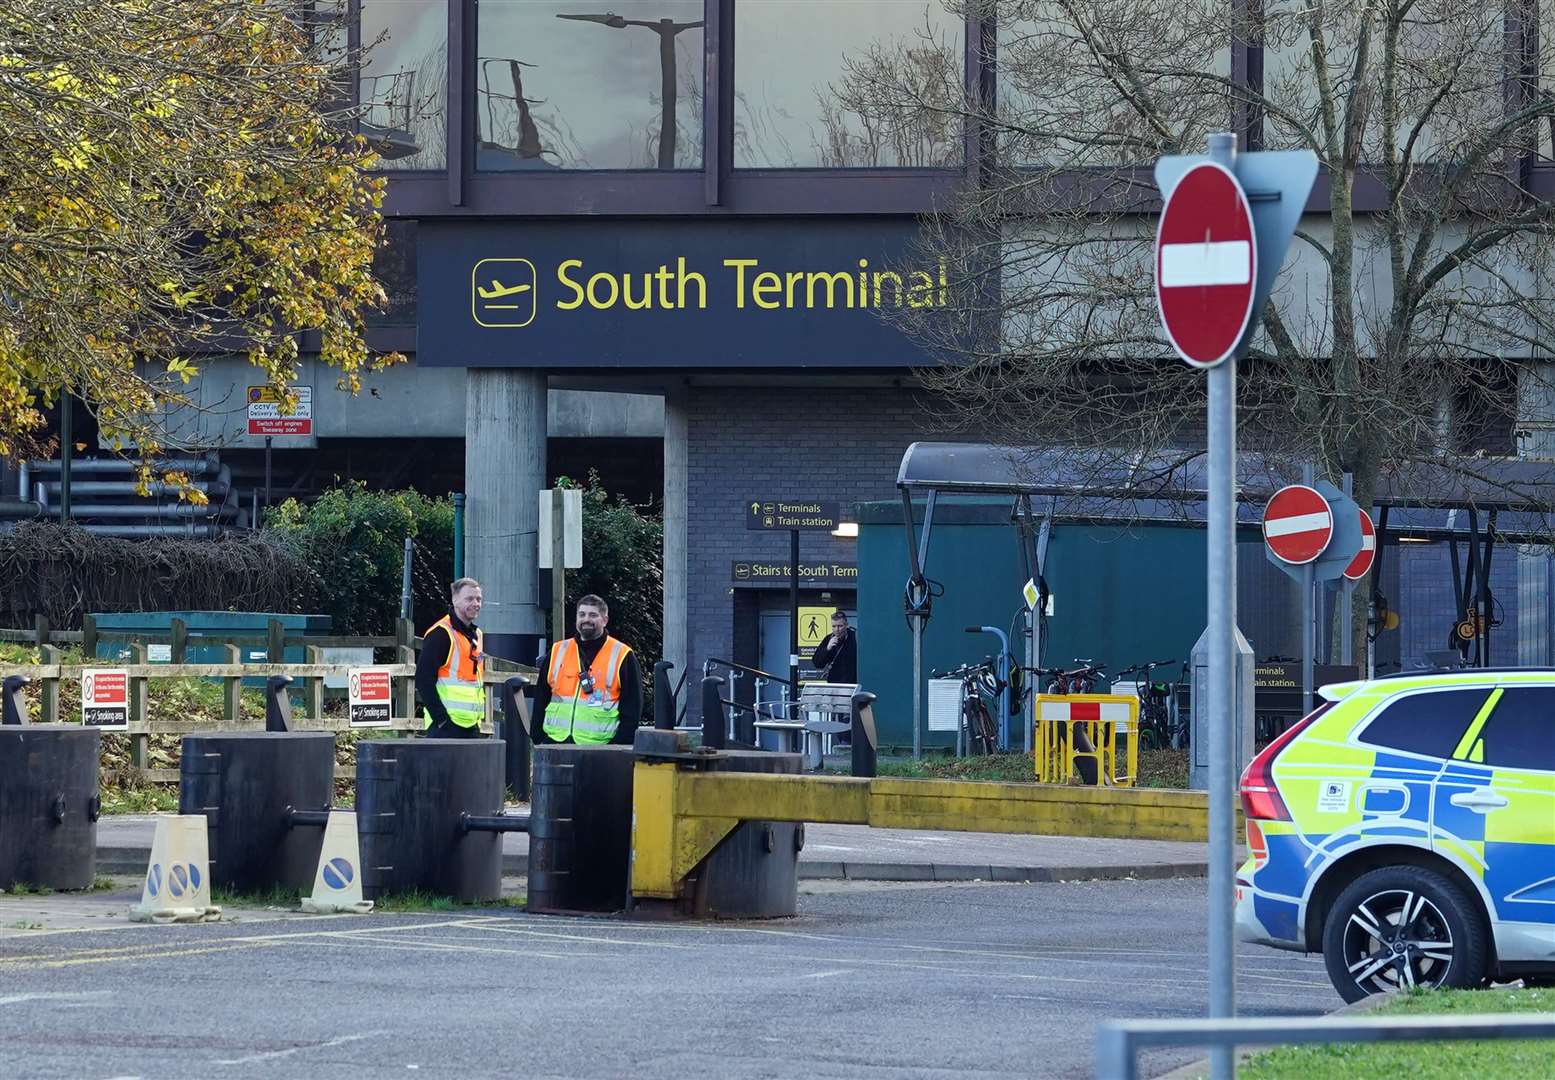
[1470,687,1555,772]
[1356,688,1493,759]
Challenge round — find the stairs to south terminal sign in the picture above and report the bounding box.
[745,499,839,531]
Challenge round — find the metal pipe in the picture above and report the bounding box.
[73,523,225,537]
[26,454,219,475]
[287,808,331,828]
[17,461,27,501]
[39,478,230,498]
[59,401,71,521]
[460,812,531,833]
[452,491,466,579]
[37,502,236,519]
[0,500,45,519]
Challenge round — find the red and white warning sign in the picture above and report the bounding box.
[1038,695,1138,735]
[1155,161,1258,369]
[81,668,130,730]
[348,667,392,728]
[1344,508,1377,581]
[1262,485,1334,564]
[247,385,313,437]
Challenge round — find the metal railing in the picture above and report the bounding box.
[1095,1012,1555,1080]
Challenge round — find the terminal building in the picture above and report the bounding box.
[7,1,1555,743]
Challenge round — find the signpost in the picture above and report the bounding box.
[1155,135,1318,1080]
[539,488,583,647]
[348,667,393,729]
[744,498,840,694]
[81,669,129,730]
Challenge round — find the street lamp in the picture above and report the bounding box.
[556,11,704,169]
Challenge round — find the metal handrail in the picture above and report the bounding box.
[1096,1012,1555,1080]
[702,656,796,691]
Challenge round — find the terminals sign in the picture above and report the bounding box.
[81,668,130,730]
[745,499,840,532]
[348,667,392,729]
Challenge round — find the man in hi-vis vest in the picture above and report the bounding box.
[416,577,485,738]
[533,594,641,746]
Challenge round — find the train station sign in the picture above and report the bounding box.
[417,219,952,368]
[745,500,840,531]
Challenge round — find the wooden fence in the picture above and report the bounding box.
[1,617,535,782]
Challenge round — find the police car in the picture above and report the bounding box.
[1234,668,1555,1002]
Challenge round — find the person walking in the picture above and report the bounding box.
[417,577,486,739]
[534,594,642,745]
[811,611,857,683]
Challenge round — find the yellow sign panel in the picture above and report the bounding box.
[798,606,836,651]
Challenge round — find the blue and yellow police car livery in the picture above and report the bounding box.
[1233,668,1555,1002]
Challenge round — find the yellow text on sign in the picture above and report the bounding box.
[798,607,836,651]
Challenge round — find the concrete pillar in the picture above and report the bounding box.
[465,369,546,665]
[662,387,689,682]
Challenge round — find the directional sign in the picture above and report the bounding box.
[81,668,129,730]
[1263,485,1333,564]
[1155,162,1257,369]
[348,667,392,729]
[1343,508,1377,581]
[744,500,839,532]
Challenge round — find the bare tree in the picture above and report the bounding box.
[849,0,1555,647]
[0,0,399,486]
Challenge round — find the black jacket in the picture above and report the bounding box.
[812,629,857,683]
[416,612,480,729]
[531,635,642,745]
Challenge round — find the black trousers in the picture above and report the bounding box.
[425,719,483,739]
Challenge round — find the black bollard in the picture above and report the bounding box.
[528,746,636,914]
[851,691,878,778]
[652,661,675,730]
[179,732,335,892]
[2,675,30,725]
[498,677,532,801]
[0,726,101,889]
[700,675,725,749]
[264,675,294,732]
[356,739,506,902]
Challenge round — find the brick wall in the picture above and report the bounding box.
[685,384,945,686]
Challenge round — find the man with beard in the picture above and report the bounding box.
[533,594,642,745]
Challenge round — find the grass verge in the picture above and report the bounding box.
[859,747,1190,789]
[1238,987,1555,1079]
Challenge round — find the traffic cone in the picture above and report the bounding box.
[129,816,222,924]
[300,812,374,915]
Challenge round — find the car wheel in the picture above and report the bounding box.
[1322,865,1488,1004]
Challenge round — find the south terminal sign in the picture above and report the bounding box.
[418,219,953,368]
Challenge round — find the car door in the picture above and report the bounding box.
[1432,684,1555,933]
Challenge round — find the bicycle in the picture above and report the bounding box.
[933,659,1001,756]
[1114,659,1182,750]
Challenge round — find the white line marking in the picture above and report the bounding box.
[1160,240,1251,287]
[0,991,112,1005]
[213,1031,381,1067]
[1264,511,1331,537]
[799,970,851,980]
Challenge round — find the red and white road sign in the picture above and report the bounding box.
[1263,485,1334,564]
[1344,508,1377,581]
[1155,161,1258,369]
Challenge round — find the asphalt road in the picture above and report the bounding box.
[0,878,1338,1079]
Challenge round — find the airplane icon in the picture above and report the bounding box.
[478,280,532,301]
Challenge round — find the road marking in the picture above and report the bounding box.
[0,991,111,1006]
[798,970,851,980]
[214,1031,382,1067]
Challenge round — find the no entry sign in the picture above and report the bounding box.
[1263,485,1333,564]
[1155,161,1258,369]
[1344,509,1377,581]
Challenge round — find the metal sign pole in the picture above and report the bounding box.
[1301,464,1316,716]
[789,528,800,695]
[1204,131,1238,1080]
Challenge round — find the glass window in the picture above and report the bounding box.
[1473,688,1555,771]
[1357,688,1492,759]
[1262,0,1501,163]
[368,220,417,326]
[476,0,704,170]
[360,0,449,170]
[734,0,964,168]
[997,5,1231,168]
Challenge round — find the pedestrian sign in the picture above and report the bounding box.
[797,606,835,651]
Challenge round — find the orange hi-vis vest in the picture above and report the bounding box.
[422,615,484,730]
[542,636,631,744]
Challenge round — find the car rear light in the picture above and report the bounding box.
[1239,701,1334,821]
[1246,819,1267,866]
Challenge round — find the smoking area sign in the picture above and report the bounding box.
[247,385,313,436]
[81,669,129,730]
[348,667,392,728]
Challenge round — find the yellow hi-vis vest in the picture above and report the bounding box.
[422,615,484,730]
[542,636,631,745]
